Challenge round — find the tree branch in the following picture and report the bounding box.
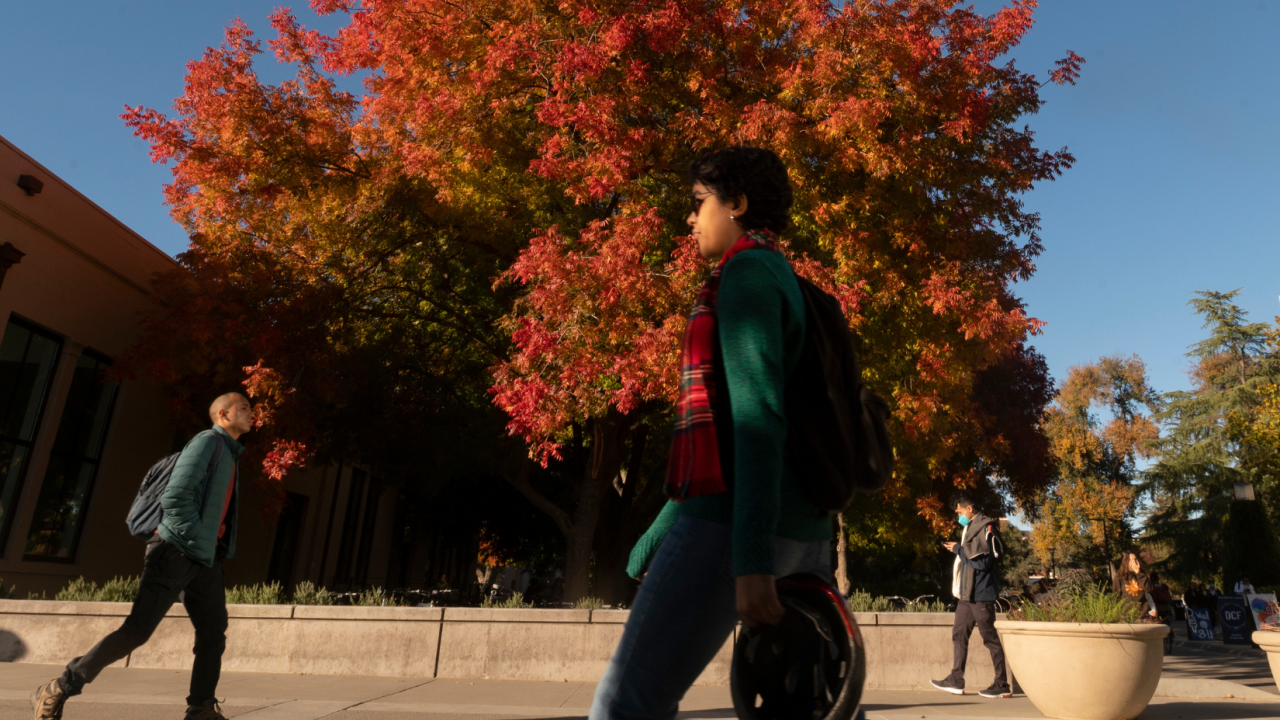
[503,458,573,538]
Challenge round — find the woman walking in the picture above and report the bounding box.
[589,147,834,720]
[1113,552,1159,620]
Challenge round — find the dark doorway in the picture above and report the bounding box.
[267,492,308,588]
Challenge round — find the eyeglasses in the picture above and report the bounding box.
[690,190,714,216]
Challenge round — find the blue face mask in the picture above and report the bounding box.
[958,515,971,527]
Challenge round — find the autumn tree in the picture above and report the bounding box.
[125,0,1081,601]
[479,0,1077,599]
[120,13,523,530]
[1031,356,1159,578]
[1143,291,1280,585]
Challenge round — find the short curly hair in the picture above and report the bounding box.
[687,147,793,233]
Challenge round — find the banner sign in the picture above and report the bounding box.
[1185,606,1215,641]
[1245,593,1279,630]
[1216,596,1252,644]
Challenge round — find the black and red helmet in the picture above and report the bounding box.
[731,573,866,720]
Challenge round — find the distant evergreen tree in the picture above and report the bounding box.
[1143,289,1280,586]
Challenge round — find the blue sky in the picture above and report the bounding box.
[2,1,1277,401]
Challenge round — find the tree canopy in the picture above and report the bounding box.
[121,0,1082,599]
[1142,290,1280,586]
[1031,355,1159,574]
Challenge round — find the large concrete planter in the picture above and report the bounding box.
[995,620,1166,720]
[1254,630,1280,690]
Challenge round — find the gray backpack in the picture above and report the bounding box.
[125,431,224,540]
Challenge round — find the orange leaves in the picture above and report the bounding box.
[242,361,295,430]
[915,494,947,533]
[492,212,699,463]
[1049,51,1086,87]
[121,0,1082,538]
[243,361,313,487]
[262,440,309,482]
[1034,355,1158,559]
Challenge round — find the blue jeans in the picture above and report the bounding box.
[591,514,856,720]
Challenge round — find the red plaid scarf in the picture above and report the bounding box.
[664,229,780,501]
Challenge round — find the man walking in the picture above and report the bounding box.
[931,491,1011,699]
[31,393,251,720]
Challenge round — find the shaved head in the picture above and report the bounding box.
[208,393,249,424]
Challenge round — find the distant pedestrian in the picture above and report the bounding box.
[1112,552,1157,620]
[32,393,251,720]
[1149,573,1172,619]
[591,147,841,720]
[1234,576,1257,595]
[931,491,1010,699]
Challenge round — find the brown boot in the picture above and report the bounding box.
[184,698,227,720]
[30,678,68,719]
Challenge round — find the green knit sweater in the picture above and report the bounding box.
[628,250,832,579]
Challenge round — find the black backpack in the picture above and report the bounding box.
[785,276,895,511]
[125,431,225,540]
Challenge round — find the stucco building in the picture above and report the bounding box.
[0,135,472,598]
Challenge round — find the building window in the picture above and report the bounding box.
[332,468,382,588]
[0,318,62,550]
[267,492,309,588]
[333,467,367,588]
[23,351,118,562]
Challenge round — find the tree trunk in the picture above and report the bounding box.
[835,512,851,596]
[594,425,651,606]
[503,410,648,605]
[561,410,633,602]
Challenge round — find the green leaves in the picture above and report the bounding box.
[1143,290,1280,586]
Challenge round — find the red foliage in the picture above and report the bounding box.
[121,0,1080,538]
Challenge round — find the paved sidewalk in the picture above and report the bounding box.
[0,661,1276,720]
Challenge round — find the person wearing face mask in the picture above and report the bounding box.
[931,491,1010,699]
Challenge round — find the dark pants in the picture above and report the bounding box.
[61,537,227,705]
[946,600,1007,689]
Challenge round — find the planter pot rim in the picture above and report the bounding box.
[1252,630,1280,649]
[994,620,1169,640]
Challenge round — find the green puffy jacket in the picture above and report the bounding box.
[157,426,244,567]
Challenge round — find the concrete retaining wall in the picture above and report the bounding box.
[0,600,1001,690]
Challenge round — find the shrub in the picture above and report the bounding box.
[356,586,398,606]
[1007,574,1142,624]
[291,581,333,606]
[575,596,604,610]
[905,597,950,613]
[481,591,531,609]
[225,582,283,605]
[847,589,894,613]
[0,577,15,600]
[846,590,947,613]
[56,576,139,603]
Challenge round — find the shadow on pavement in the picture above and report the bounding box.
[1143,700,1280,719]
[0,631,26,662]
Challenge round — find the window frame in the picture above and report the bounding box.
[22,347,120,564]
[0,315,64,553]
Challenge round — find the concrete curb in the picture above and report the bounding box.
[0,602,1004,690]
[1154,677,1278,699]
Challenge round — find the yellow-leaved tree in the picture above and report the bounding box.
[1032,356,1160,578]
